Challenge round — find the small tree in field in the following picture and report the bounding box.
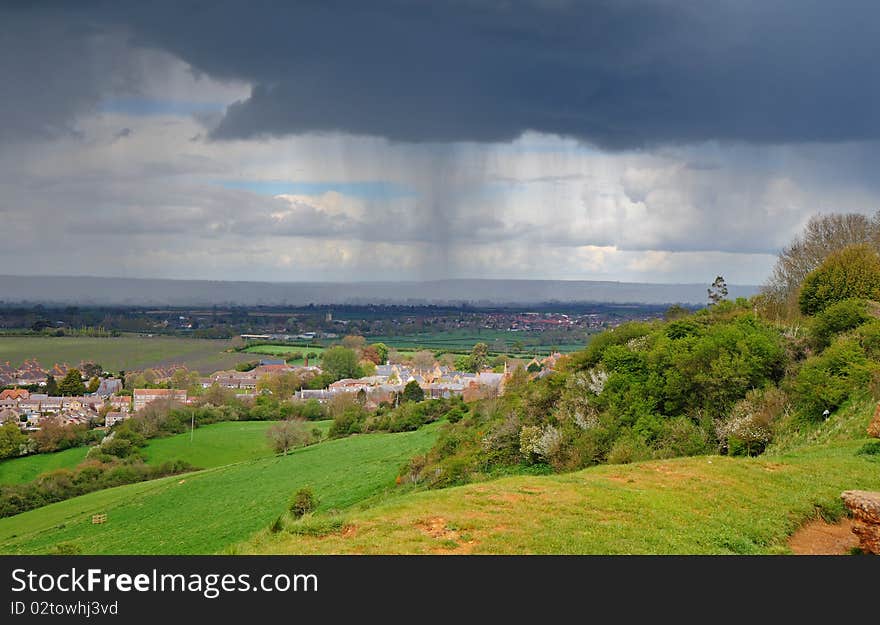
[266,419,315,455]
[289,487,318,518]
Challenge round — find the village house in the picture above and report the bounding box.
[15,359,47,385]
[94,378,122,397]
[208,371,259,390]
[0,362,16,386]
[424,382,467,399]
[0,388,29,401]
[62,395,103,412]
[297,388,338,402]
[0,407,21,425]
[17,398,43,416]
[328,378,372,393]
[37,396,62,413]
[253,363,295,375]
[49,363,70,379]
[104,411,127,427]
[133,388,188,411]
[108,395,132,412]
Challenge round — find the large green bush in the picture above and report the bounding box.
[809,299,870,349]
[798,244,880,315]
[790,337,878,419]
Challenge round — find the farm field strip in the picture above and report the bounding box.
[0,335,252,373]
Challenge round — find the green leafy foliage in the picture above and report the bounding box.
[798,244,880,315]
[320,346,362,381]
[790,337,878,420]
[57,368,85,396]
[809,299,870,349]
[328,396,465,439]
[0,459,194,518]
[402,380,425,402]
[0,423,28,460]
[289,487,318,518]
[407,304,791,487]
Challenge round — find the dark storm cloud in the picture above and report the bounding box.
[0,6,134,143]
[28,0,876,148]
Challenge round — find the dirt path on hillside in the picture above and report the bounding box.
[788,518,857,555]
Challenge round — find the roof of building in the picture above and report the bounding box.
[0,408,20,422]
[133,388,187,396]
[0,388,29,400]
[94,378,122,396]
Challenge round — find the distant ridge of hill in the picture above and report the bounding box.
[0,275,759,307]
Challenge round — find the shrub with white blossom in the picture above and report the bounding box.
[587,367,609,395]
[519,424,563,461]
[715,387,788,456]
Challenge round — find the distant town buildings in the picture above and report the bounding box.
[133,388,188,412]
[0,341,566,436]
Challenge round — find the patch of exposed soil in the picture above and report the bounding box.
[341,524,357,538]
[788,518,857,555]
[416,516,477,554]
[417,516,458,540]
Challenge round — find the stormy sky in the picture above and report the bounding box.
[1,1,879,285]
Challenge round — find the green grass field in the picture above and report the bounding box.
[242,344,327,365]
[0,335,252,374]
[239,438,880,555]
[242,330,590,360]
[243,343,421,364]
[142,420,332,467]
[0,446,90,485]
[0,423,440,554]
[366,329,589,355]
[0,420,333,485]
[236,398,880,555]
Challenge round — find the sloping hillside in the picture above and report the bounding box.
[766,394,876,455]
[0,424,438,555]
[0,420,333,485]
[238,427,879,555]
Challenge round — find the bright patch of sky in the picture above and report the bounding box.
[218,180,414,199]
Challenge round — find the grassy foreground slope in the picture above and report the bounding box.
[0,424,438,555]
[0,421,333,485]
[241,440,879,555]
[239,403,880,555]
